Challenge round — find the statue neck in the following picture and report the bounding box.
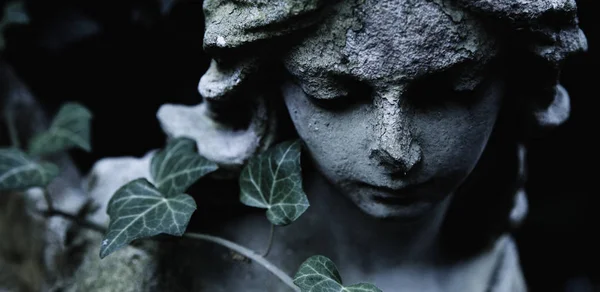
[303,169,451,269]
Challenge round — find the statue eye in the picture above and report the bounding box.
[407,59,503,108]
[407,71,481,108]
[306,79,373,112]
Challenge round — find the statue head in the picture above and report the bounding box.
[158,0,587,224]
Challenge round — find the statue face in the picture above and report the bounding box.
[281,0,503,219]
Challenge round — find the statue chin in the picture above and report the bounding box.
[330,180,450,221]
[354,199,439,220]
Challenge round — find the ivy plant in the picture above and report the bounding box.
[100,136,383,291]
[239,139,309,226]
[0,102,92,213]
[99,137,218,258]
[0,148,59,191]
[28,103,93,156]
[295,255,383,292]
[1,100,384,291]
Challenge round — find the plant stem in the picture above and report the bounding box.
[45,211,295,289]
[44,209,107,234]
[39,188,106,234]
[262,224,275,257]
[4,110,20,148]
[42,189,54,212]
[183,232,300,292]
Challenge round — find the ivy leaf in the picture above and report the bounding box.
[28,102,93,156]
[0,148,59,191]
[239,140,309,226]
[100,178,196,259]
[294,255,383,292]
[150,137,218,197]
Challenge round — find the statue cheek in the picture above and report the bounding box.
[412,91,501,172]
[281,82,320,136]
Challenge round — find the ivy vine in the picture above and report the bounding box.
[0,102,383,292]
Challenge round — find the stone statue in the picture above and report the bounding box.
[26,0,585,291]
[154,0,588,291]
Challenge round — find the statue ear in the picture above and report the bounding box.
[530,84,571,129]
[156,57,278,178]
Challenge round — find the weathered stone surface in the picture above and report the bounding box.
[64,231,157,292]
[0,192,48,292]
[202,0,326,50]
[458,0,587,64]
[157,102,275,172]
[62,152,159,291]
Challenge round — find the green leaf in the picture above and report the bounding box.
[294,255,383,292]
[150,137,218,197]
[100,178,196,259]
[239,140,309,226]
[28,102,93,156]
[0,148,59,191]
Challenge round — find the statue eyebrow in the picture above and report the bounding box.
[422,58,479,79]
[413,57,495,90]
[289,54,496,99]
[287,73,350,100]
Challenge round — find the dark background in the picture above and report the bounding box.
[1,0,598,291]
[518,0,598,288]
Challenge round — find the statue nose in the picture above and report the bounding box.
[370,91,422,175]
[370,141,422,175]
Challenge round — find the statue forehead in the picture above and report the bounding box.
[284,0,498,87]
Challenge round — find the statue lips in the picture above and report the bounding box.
[362,179,437,206]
